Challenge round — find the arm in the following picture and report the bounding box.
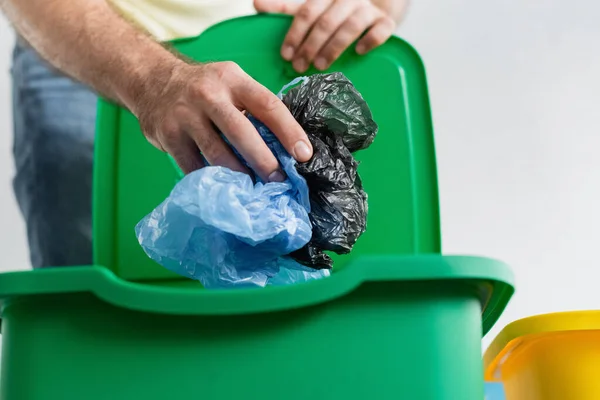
[1,0,173,111]
[254,0,410,72]
[1,0,313,180]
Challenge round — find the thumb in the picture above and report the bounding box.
[253,0,302,15]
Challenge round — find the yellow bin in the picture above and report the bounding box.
[484,311,600,400]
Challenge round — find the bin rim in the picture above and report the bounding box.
[484,309,600,379]
[0,254,513,335]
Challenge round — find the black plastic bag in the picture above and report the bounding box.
[282,72,378,269]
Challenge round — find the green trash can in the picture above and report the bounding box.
[0,15,514,400]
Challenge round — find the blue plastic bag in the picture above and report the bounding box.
[135,91,330,288]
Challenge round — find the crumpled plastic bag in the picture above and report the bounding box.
[283,72,377,153]
[135,112,329,288]
[136,72,376,287]
[283,72,378,269]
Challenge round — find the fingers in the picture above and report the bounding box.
[314,4,380,71]
[206,98,287,183]
[155,113,208,174]
[355,17,396,55]
[292,0,358,72]
[253,0,301,15]
[279,0,398,72]
[149,61,313,183]
[280,0,333,63]
[235,78,313,164]
[162,136,206,175]
[184,117,250,176]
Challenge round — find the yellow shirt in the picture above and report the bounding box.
[110,0,256,42]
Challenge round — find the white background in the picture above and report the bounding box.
[1,0,600,348]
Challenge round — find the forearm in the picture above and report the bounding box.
[0,0,183,112]
[371,0,409,23]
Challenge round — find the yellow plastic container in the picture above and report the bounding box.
[484,311,600,400]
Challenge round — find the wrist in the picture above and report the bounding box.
[117,50,186,116]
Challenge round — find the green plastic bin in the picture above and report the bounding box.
[0,15,514,400]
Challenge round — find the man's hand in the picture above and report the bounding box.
[1,0,313,178]
[254,0,409,72]
[137,61,312,180]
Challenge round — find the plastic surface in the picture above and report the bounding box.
[484,311,600,400]
[136,112,329,288]
[93,14,440,281]
[284,72,377,269]
[0,255,513,400]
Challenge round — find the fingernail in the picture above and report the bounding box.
[294,141,312,161]
[268,169,286,183]
[293,58,308,73]
[314,57,327,71]
[282,45,295,61]
[356,44,367,55]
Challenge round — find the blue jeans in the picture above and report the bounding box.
[11,42,97,268]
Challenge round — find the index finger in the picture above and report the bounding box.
[236,80,313,162]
